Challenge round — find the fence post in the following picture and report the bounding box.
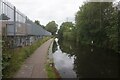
[0,0,2,79]
[14,6,16,48]
[118,2,120,53]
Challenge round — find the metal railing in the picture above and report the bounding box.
[0,0,51,36]
[0,0,51,48]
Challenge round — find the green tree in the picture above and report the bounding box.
[45,21,58,35]
[75,2,119,52]
[58,22,76,41]
[34,20,45,29]
[105,4,119,51]
[34,20,40,25]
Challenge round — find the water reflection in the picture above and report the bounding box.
[53,38,76,78]
[53,38,120,78]
[52,39,57,53]
[74,45,120,78]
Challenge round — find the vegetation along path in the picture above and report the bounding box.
[14,38,54,78]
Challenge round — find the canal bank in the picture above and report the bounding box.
[46,38,61,78]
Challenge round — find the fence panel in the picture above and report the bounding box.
[1,0,51,38]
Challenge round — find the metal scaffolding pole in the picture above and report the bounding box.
[13,6,16,48]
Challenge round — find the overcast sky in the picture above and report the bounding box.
[8,0,119,26]
[8,0,85,26]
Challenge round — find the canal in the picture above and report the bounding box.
[52,38,120,78]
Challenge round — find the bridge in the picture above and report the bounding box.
[0,0,51,47]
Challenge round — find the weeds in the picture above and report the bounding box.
[2,36,51,78]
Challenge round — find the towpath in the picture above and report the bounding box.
[14,38,54,78]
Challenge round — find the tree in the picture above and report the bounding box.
[58,22,76,41]
[75,2,119,52]
[34,20,45,29]
[34,20,40,25]
[45,21,58,35]
[75,2,118,50]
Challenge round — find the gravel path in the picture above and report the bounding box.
[14,38,54,78]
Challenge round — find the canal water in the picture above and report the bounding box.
[52,38,120,78]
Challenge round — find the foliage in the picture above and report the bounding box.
[58,22,76,41]
[75,2,119,53]
[2,37,51,78]
[34,20,40,25]
[45,63,57,79]
[58,2,119,53]
[45,21,58,35]
[34,20,45,29]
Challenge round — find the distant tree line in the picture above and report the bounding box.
[34,20,45,29]
[35,20,58,36]
[58,2,120,53]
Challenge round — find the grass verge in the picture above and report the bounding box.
[45,62,57,78]
[45,39,61,79]
[45,59,61,79]
[2,36,51,78]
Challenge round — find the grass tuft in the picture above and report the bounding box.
[45,63,57,79]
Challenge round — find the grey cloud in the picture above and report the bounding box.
[9,0,85,26]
